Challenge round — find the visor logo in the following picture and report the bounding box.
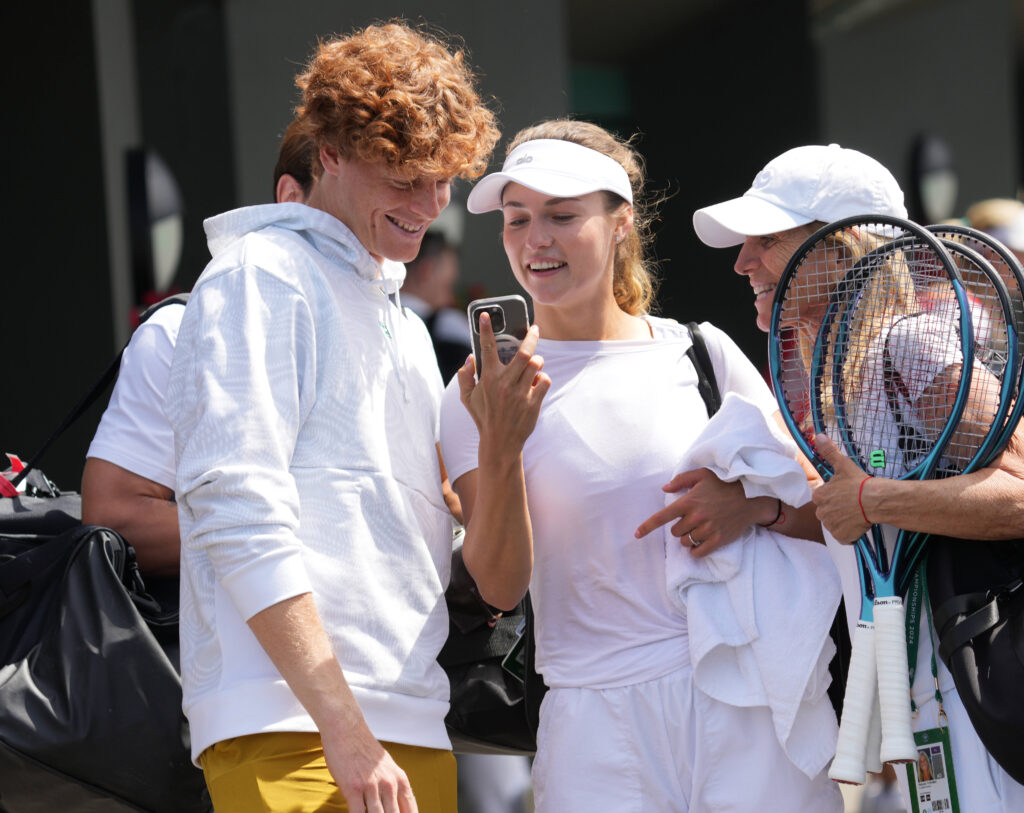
[515,155,533,165]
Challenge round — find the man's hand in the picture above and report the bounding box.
[811,434,872,543]
[247,594,419,812]
[321,726,417,813]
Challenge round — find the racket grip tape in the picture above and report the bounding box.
[874,597,917,763]
[828,621,876,785]
[865,686,884,775]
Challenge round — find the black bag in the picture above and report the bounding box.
[439,546,546,755]
[929,535,1024,785]
[0,292,208,810]
[0,493,210,812]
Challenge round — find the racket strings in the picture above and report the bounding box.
[827,239,967,480]
[935,245,1013,472]
[773,221,905,460]
[929,228,1024,450]
[930,228,1024,344]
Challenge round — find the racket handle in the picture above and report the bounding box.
[829,620,876,785]
[874,597,917,763]
[865,683,883,775]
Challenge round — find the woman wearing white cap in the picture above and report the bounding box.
[693,144,1024,811]
[439,120,843,811]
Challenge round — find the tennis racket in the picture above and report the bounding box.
[769,215,974,783]
[894,236,1021,594]
[928,224,1024,456]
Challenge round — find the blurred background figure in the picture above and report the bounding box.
[858,765,907,813]
[403,205,475,384]
[962,197,1024,264]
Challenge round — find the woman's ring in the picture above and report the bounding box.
[688,531,702,548]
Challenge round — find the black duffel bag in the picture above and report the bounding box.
[439,545,547,755]
[0,486,209,812]
[928,535,1024,786]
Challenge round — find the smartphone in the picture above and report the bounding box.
[467,295,531,377]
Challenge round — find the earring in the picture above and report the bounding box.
[615,234,623,244]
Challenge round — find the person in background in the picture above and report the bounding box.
[81,117,318,622]
[962,197,1024,264]
[402,207,474,384]
[163,23,499,813]
[693,143,1024,812]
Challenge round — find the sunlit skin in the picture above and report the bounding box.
[309,146,453,264]
[499,183,640,341]
[733,224,819,332]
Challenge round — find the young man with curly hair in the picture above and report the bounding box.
[164,23,499,813]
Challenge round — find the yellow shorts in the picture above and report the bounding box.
[200,731,457,813]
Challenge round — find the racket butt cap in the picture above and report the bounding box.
[828,760,867,786]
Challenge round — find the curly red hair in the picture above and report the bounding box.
[296,22,499,181]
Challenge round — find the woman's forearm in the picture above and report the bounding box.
[453,449,534,611]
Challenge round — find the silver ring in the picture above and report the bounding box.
[688,531,702,548]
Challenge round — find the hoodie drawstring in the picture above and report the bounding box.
[382,286,410,402]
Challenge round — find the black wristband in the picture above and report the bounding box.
[757,497,784,528]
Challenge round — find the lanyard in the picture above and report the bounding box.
[905,561,945,722]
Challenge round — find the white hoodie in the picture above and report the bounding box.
[165,203,452,761]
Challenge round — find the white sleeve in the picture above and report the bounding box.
[439,375,480,485]
[886,314,962,402]
[698,321,778,416]
[86,304,184,490]
[165,268,315,621]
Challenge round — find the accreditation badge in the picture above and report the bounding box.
[905,726,960,813]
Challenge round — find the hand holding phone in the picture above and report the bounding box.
[467,295,531,377]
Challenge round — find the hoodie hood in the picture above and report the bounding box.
[203,202,407,292]
[202,201,414,400]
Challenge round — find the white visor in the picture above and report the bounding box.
[467,139,633,214]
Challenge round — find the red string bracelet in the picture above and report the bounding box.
[858,476,872,525]
[757,497,785,528]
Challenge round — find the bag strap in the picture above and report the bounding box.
[685,322,722,418]
[935,577,1024,664]
[8,294,190,489]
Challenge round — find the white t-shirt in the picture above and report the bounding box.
[86,303,184,488]
[440,317,778,689]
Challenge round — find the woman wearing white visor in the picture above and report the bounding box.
[693,144,1024,811]
[440,120,843,811]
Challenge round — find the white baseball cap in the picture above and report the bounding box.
[692,143,907,248]
[467,139,633,214]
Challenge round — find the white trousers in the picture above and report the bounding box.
[532,668,842,813]
[895,684,1024,812]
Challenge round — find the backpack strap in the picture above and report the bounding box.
[8,294,190,488]
[685,321,722,418]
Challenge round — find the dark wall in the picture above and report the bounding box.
[1,1,237,491]
[133,0,237,294]
[3,4,114,489]
[625,0,818,372]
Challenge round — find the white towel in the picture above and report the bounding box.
[665,392,841,778]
